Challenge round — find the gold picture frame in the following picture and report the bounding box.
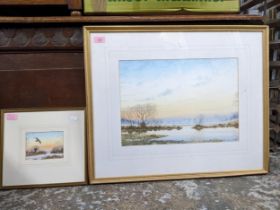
[0,107,87,189]
[84,25,269,184]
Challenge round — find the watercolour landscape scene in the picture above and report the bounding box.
[25,131,64,160]
[120,58,239,146]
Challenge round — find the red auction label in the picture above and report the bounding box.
[94,36,106,43]
[6,113,18,121]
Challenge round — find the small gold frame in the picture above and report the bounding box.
[0,107,87,189]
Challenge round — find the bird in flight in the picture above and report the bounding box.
[35,137,42,144]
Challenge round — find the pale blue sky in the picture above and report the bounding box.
[26,131,64,143]
[120,58,238,118]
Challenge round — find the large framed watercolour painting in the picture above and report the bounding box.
[0,108,86,188]
[84,25,269,184]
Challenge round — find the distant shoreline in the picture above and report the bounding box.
[121,125,182,132]
[192,121,239,131]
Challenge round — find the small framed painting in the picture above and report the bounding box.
[0,108,86,189]
[84,25,269,184]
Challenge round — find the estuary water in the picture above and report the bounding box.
[25,152,64,160]
[147,125,238,143]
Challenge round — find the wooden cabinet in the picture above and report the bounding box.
[0,26,85,109]
[0,15,265,141]
[0,0,82,15]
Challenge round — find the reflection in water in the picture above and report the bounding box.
[147,126,238,143]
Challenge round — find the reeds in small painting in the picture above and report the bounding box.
[25,131,64,160]
[120,58,239,146]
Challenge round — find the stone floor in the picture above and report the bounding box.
[0,152,279,210]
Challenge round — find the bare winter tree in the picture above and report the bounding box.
[121,107,136,127]
[121,103,157,128]
[196,114,204,125]
[33,146,39,153]
[132,104,157,127]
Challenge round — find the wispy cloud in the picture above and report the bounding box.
[158,89,173,97]
[192,76,210,87]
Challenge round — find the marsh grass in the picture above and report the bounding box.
[26,150,46,157]
[42,155,64,160]
[121,125,183,146]
[122,131,224,146]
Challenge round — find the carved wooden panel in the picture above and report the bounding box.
[0,27,83,51]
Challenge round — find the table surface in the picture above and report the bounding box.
[0,151,279,210]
